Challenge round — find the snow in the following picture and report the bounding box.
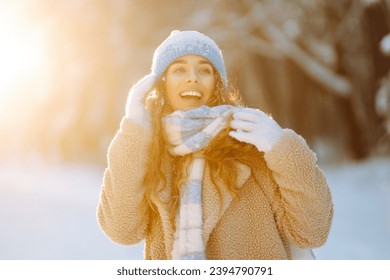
[314,157,390,260]
[380,33,390,56]
[0,158,143,260]
[0,156,389,260]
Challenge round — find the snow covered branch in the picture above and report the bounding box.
[264,24,352,97]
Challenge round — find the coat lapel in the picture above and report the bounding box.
[150,183,174,259]
[151,162,251,259]
[202,162,251,246]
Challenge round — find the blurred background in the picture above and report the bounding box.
[0,0,390,259]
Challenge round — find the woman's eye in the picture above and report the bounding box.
[172,67,185,73]
[199,67,212,74]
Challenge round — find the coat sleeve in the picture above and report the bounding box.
[97,116,151,245]
[263,129,334,248]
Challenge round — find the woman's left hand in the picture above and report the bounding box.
[229,108,283,153]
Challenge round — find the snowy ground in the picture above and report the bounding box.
[0,156,389,260]
[314,156,390,260]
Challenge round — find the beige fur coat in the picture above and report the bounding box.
[97,117,333,259]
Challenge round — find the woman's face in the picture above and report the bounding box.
[164,55,216,111]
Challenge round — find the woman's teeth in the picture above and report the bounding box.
[180,91,201,98]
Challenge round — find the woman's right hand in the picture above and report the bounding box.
[125,73,156,128]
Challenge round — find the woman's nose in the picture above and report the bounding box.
[186,69,199,83]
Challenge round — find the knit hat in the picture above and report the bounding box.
[151,30,227,86]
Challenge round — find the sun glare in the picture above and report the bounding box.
[0,5,48,105]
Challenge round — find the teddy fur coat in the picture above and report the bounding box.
[97,116,333,259]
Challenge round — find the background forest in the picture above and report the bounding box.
[1,0,390,165]
[1,0,390,260]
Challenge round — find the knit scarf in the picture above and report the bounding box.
[163,105,237,260]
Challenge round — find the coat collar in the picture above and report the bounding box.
[150,162,252,259]
[202,162,251,245]
[150,182,174,259]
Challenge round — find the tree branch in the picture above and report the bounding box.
[264,24,352,97]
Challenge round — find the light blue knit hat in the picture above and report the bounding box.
[151,30,227,87]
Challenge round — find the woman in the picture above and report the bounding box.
[97,30,333,260]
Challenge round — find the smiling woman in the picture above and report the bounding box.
[97,30,334,260]
[164,55,216,111]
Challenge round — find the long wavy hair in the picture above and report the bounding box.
[142,72,263,229]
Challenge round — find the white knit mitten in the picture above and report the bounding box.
[125,73,156,128]
[229,108,283,153]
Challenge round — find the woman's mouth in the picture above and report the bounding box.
[180,91,202,99]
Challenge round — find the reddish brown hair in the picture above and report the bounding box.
[142,73,262,228]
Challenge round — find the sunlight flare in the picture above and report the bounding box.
[0,5,48,103]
